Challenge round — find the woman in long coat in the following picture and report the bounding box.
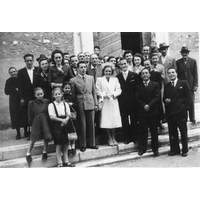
[96,62,122,146]
[4,67,27,139]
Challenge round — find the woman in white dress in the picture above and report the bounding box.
[96,62,122,146]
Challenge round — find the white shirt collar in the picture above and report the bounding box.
[171,78,178,86]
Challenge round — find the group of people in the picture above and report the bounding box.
[4,42,198,167]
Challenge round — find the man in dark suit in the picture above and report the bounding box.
[70,61,98,152]
[117,57,139,144]
[163,67,192,157]
[176,46,198,123]
[17,54,38,139]
[65,55,78,81]
[135,68,160,157]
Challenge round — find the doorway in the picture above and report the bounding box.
[121,32,143,55]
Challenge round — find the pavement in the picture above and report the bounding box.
[0,103,200,168]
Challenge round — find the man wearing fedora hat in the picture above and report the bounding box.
[176,46,198,123]
[158,43,177,84]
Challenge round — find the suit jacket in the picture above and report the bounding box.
[64,65,77,82]
[158,55,177,84]
[86,64,102,83]
[163,79,192,117]
[17,67,38,102]
[176,57,198,90]
[70,74,97,111]
[135,81,160,117]
[116,71,139,109]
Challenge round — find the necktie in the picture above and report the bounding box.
[171,81,174,87]
[144,82,148,87]
[82,76,85,82]
[124,72,127,80]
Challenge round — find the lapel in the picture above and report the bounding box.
[103,76,112,94]
[33,67,38,85]
[143,81,152,100]
[169,80,182,99]
[185,57,191,71]
[76,75,85,88]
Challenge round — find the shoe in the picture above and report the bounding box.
[87,146,99,149]
[182,152,188,157]
[71,149,76,156]
[153,151,159,157]
[168,151,180,156]
[124,140,132,145]
[57,163,63,167]
[26,155,32,162]
[108,140,114,146]
[16,135,21,140]
[113,141,118,146]
[42,153,48,160]
[63,162,75,167]
[138,151,144,156]
[190,119,196,124]
[80,148,86,152]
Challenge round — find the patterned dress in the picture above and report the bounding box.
[28,99,52,142]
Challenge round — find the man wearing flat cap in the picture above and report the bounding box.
[176,46,198,123]
[158,43,177,84]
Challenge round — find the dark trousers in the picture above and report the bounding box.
[138,116,158,152]
[167,110,188,154]
[77,109,96,148]
[188,91,195,121]
[120,107,138,142]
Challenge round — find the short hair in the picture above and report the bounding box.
[70,55,76,60]
[63,52,69,56]
[107,56,116,62]
[94,46,100,50]
[23,54,34,60]
[102,62,115,76]
[78,52,84,56]
[167,67,177,73]
[52,87,63,96]
[119,57,127,62]
[34,87,43,94]
[8,66,17,73]
[143,44,150,49]
[77,61,86,68]
[141,67,150,74]
[51,49,64,65]
[123,50,133,57]
[151,53,159,59]
[84,52,90,55]
[62,81,72,90]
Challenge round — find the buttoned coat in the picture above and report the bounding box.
[163,79,192,117]
[70,74,97,111]
[17,66,38,102]
[116,71,139,110]
[135,81,160,117]
[96,76,122,128]
[176,57,198,90]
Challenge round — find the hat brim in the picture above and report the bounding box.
[180,50,190,53]
[158,46,169,50]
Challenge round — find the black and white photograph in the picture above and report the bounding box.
[0,1,199,200]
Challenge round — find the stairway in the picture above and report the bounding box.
[0,121,199,168]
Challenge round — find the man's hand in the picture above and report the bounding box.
[20,99,25,106]
[165,98,171,104]
[144,105,150,111]
[94,105,99,112]
[193,86,198,92]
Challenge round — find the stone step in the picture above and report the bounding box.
[0,121,199,161]
[0,128,199,168]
